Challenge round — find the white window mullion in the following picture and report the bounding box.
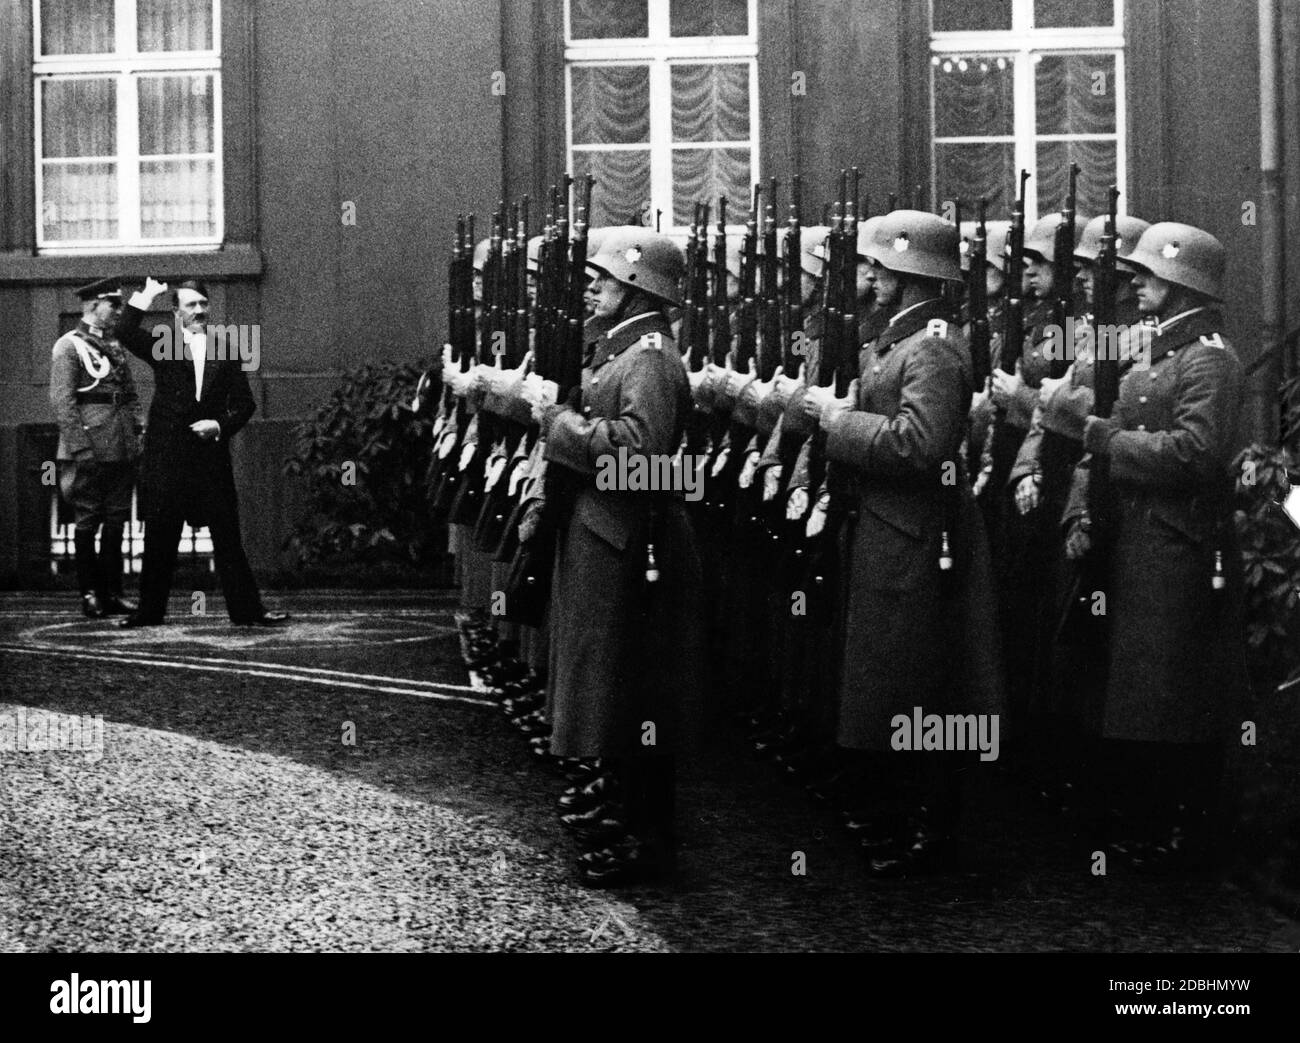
[1013,48,1037,221]
[118,71,142,243]
[648,58,673,229]
[647,0,670,44]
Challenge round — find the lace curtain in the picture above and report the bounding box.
[38,2,218,244]
[933,51,1118,218]
[571,59,752,227]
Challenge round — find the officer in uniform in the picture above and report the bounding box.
[524,228,705,886]
[1041,222,1248,871]
[49,277,141,617]
[803,210,1003,876]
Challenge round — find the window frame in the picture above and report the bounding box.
[929,0,1126,222]
[564,0,760,232]
[31,0,225,253]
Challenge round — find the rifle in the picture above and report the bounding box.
[1058,185,1121,647]
[837,167,861,396]
[684,202,711,371]
[781,175,803,374]
[735,183,760,370]
[1001,169,1030,376]
[758,177,781,380]
[969,199,991,386]
[710,197,731,366]
[1050,162,1080,379]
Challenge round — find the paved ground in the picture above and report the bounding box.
[1,590,1297,952]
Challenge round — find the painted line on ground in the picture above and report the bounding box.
[0,645,496,708]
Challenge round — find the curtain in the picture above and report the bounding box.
[932,0,1012,33]
[571,65,649,145]
[935,142,1014,217]
[1035,54,1116,136]
[669,0,748,37]
[141,158,217,237]
[934,57,1014,139]
[138,74,215,154]
[1034,0,1114,29]
[137,0,214,52]
[40,0,114,55]
[573,150,652,227]
[671,63,750,142]
[672,148,750,226]
[42,78,117,157]
[43,163,118,241]
[1037,141,1117,218]
[569,0,647,40]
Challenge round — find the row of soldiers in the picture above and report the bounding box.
[418,173,1249,886]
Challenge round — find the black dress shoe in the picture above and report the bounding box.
[119,613,163,628]
[82,593,106,619]
[560,801,623,831]
[579,835,673,888]
[558,773,619,812]
[235,611,290,627]
[100,594,137,615]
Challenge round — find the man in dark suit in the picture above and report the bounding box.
[114,276,287,628]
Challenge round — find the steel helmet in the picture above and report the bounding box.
[1119,222,1225,301]
[861,210,962,283]
[958,220,1011,273]
[586,228,686,307]
[715,234,744,281]
[1075,214,1151,263]
[1022,211,1088,264]
[526,234,544,273]
[800,225,830,278]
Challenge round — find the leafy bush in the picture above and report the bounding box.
[1234,443,1300,687]
[283,359,441,568]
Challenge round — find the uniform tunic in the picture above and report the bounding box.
[49,320,141,524]
[823,299,1004,751]
[543,311,705,759]
[1071,307,1249,743]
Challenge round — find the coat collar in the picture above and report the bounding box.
[1146,307,1223,358]
[589,311,673,371]
[873,298,949,354]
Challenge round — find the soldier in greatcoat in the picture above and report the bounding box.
[803,211,1004,877]
[524,229,705,887]
[1040,222,1249,871]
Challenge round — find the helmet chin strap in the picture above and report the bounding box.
[611,285,655,325]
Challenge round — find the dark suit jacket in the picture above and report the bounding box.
[116,304,256,523]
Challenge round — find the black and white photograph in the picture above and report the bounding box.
[1,0,1299,1002]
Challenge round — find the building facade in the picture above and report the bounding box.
[1,0,1296,583]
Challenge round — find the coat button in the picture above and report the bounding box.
[607,353,615,361]
[1138,395,1148,403]
[872,365,881,373]
[591,378,599,385]
[1032,350,1040,358]
[1137,423,1146,431]
[1166,350,1174,357]
[584,406,592,415]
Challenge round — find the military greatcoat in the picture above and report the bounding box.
[543,311,705,760]
[1068,307,1249,743]
[824,299,1004,751]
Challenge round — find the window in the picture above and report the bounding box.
[565,0,758,230]
[33,0,223,251]
[930,0,1124,221]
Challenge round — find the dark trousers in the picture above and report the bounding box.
[62,459,134,597]
[138,480,263,623]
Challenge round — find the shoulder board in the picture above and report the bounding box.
[1199,333,1226,350]
[926,319,949,339]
